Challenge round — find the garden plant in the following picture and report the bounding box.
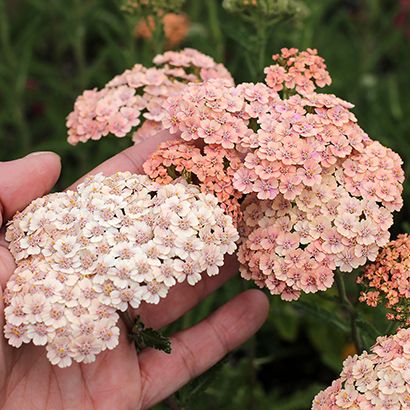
[1,0,410,409]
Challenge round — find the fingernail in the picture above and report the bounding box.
[24,151,61,159]
[25,151,55,157]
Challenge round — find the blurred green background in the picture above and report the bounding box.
[1,0,409,408]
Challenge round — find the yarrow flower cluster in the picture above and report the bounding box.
[143,139,243,225]
[233,92,371,201]
[3,172,238,367]
[160,78,401,206]
[237,137,404,301]
[161,79,278,150]
[312,328,410,409]
[264,47,332,95]
[358,234,410,327]
[158,65,404,300]
[66,48,233,145]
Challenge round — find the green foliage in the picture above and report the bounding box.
[269,297,300,342]
[1,0,409,408]
[173,355,231,408]
[293,299,349,333]
[130,316,172,354]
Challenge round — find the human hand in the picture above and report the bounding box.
[0,133,269,410]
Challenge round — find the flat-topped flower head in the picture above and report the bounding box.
[312,328,410,409]
[264,47,331,95]
[160,78,398,206]
[161,79,278,151]
[4,172,239,367]
[156,51,405,301]
[234,92,373,202]
[233,77,404,301]
[238,141,404,300]
[66,49,233,145]
[153,48,233,83]
[143,139,243,225]
[358,234,410,327]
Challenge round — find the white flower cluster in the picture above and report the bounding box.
[4,172,239,367]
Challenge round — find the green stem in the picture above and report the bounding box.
[245,52,258,82]
[207,0,224,62]
[282,87,290,100]
[255,16,268,78]
[150,14,165,55]
[119,310,134,332]
[386,320,399,335]
[334,270,364,353]
[12,103,31,152]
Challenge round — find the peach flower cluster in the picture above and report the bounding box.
[66,49,233,145]
[143,139,243,225]
[160,80,401,206]
[161,79,278,150]
[312,328,410,409]
[3,172,238,367]
[233,92,372,201]
[152,48,233,83]
[238,139,404,301]
[264,47,332,95]
[358,234,410,326]
[157,55,404,301]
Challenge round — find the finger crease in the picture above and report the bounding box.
[204,317,231,356]
[173,333,199,380]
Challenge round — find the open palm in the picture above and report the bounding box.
[0,133,268,410]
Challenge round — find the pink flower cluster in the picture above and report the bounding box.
[159,72,404,300]
[358,234,410,326]
[160,78,403,207]
[312,328,410,409]
[342,141,404,212]
[66,49,233,145]
[238,139,403,300]
[153,48,233,83]
[233,93,371,201]
[143,139,243,225]
[161,79,278,150]
[4,172,238,367]
[264,47,332,95]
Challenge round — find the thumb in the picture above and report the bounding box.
[0,152,61,226]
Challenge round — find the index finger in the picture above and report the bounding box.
[68,130,174,190]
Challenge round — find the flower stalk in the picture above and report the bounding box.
[334,270,364,354]
[256,18,268,77]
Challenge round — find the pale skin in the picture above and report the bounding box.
[0,132,269,410]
